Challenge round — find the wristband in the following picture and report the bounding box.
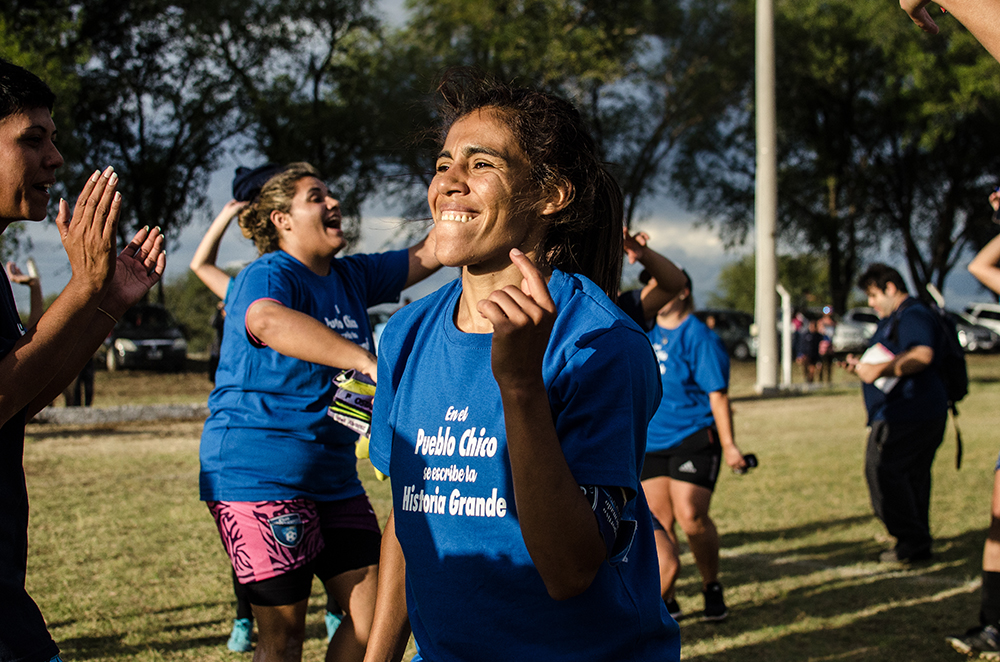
[96,306,118,324]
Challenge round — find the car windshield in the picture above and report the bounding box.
[121,307,175,332]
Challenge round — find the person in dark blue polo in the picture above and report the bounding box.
[845,263,947,564]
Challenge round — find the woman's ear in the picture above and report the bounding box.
[540,177,574,216]
[270,208,290,232]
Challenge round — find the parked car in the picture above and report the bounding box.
[947,309,1000,353]
[104,303,188,372]
[694,309,757,361]
[965,302,1000,337]
[831,307,879,354]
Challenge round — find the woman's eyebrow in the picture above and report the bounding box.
[437,145,508,161]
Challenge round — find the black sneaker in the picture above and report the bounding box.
[879,548,933,564]
[702,582,728,622]
[664,598,682,620]
[946,625,1000,659]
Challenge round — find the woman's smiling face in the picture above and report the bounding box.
[0,107,64,225]
[428,108,545,273]
[273,176,344,262]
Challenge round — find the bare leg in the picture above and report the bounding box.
[252,601,308,662]
[669,480,719,588]
[983,471,1000,572]
[323,564,379,662]
[643,477,681,599]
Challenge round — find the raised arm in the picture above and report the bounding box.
[190,199,246,299]
[0,168,151,425]
[6,261,43,327]
[404,226,442,289]
[479,249,606,600]
[968,190,1000,294]
[623,228,688,320]
[246,300,378,382]
[900,0,1000,64]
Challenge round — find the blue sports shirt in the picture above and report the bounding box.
[370,270,680,662]
[200,248,408,502]
[646,314,730,451]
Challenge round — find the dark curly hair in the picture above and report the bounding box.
[238,162,321,254]
[435,69,624,298]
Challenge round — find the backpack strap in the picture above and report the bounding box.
[952,401,963,470]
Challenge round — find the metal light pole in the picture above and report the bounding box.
[754,0,779,393]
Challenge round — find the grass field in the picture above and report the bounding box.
[21,354,1000,660]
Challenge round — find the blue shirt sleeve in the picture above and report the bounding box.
[547,322,661,498]
[690,324,730,395]
[337,249,410,309]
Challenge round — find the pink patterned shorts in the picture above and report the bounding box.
[207,495,378,584]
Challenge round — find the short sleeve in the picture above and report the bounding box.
[369,317,403,476]
[896,306,937,353]
[690,326,730,394]
[547,322,661,497]
[337,249,409,309]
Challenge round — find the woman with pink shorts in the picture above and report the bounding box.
[199,162,439,661]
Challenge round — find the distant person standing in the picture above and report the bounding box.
[817,308,836,383]
[944,189,1000,658]
[844,263,947,564]
[796,318,822,384]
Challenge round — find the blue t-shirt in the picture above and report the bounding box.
[862,297,948,424]
[200,248,409,502]
[646,314,729,451]
[369,270,679,662]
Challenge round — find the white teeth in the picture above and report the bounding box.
[440,211,474,223]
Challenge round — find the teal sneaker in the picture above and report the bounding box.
[325,611,343,642]
[227,618,253,652]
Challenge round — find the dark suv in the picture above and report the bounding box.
[693,309,757,361]
[104,303,188,372]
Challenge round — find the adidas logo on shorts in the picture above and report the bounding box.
[678,460,697,474]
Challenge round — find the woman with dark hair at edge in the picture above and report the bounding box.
[199,161,440,662]
[944,188,1000,658]
[0,58,165,662]
[363,70,680,662]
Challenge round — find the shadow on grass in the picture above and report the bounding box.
[677,527,987,660]
[58,633,229,660]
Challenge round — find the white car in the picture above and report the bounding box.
[964,302,1000,337]
[831,307,879,354]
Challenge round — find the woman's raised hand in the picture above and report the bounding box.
[56,167,121,295]
[478,248,556,390]
[102,226,166,315]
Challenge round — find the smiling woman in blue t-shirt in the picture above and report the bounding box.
[364,71,679,662]
[199,162,440,662]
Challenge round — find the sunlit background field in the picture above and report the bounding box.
[22,354,1000,660]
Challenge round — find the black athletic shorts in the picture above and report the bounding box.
[640,426,722,490]
[243,527,382,607]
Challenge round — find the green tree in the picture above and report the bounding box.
[0,5,85,261]
[377,0,753,227]
[709,253,831,314]
[162,269,233,354]
[672,1,1000,312]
